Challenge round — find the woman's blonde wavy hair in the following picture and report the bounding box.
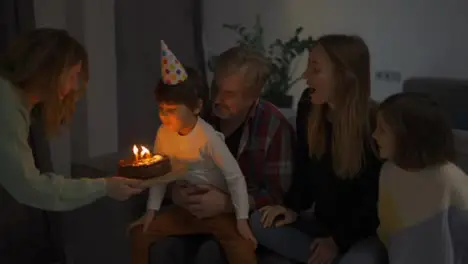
[308,35,375,179]
[0,28,88,136]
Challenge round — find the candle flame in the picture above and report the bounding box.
[133,145,139,159]
[141,146,151,158]
[132,144,154,161]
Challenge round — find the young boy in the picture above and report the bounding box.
[129,41,257,264]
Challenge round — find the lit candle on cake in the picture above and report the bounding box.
[133,145,139,160]
[118,145,171,179]
[140,146,151,159]
[132,145,155,164]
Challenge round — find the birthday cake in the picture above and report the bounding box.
[118,145,171,179]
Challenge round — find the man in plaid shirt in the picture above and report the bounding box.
[151,46,295,264]
[208,98,294,209]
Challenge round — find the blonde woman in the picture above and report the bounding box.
[0,29,144,211]
[250,35,386,264]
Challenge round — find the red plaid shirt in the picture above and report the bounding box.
[207,100,295,209]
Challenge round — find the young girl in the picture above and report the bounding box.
[129,41,257,264]
[373,92,468,264]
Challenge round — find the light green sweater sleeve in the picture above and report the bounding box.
[0,80,107,211]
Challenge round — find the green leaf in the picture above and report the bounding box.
[215,14,314,96]
[239,26,246,35]
[223,23,240,30]
[295,26,303,35]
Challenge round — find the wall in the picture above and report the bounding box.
[115,0,201,151]
[33,0,118,174]
[202,0,468,106]
[82,0,118,159]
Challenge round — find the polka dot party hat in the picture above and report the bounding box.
[161,40,187,85]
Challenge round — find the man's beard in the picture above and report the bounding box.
[212,103,231,119]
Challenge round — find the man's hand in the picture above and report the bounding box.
[171,181,200,208]
[169,182,189,208]
[185,184,232,219]
[308,237,339,264]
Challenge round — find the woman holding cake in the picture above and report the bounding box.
[0,28,145,211]
[129,41,257,264]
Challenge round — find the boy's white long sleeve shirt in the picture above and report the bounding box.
[147,118,250,219]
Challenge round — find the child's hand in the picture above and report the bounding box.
[127,210,155,234]
[237,219,257,248]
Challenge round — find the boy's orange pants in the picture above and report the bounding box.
[130,206,257,264]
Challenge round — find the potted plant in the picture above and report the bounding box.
[207,15,315,109]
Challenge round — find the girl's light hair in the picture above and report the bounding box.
[307,35,374,179]
[0,28,88,136]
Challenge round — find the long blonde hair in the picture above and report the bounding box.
[308,35,374,179]
[0,28,89,136]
